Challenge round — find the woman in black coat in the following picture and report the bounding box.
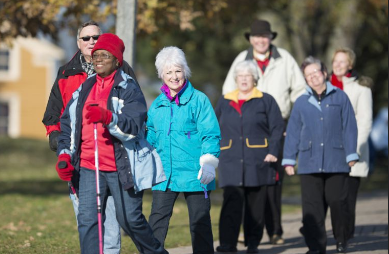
[215,60,284,253]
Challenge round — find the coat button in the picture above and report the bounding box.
[240,159,243,163]
[240,137,242,140]
[321,143,324,146]
[326,104,329,107]
[321,117,324,121]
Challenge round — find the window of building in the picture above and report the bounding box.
[0,102,9,136]
[0,49,10,71]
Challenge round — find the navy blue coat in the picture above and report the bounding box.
[282,82,359,174]
[215,89,284,188]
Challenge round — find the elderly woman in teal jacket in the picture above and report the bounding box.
[146,46,221,254]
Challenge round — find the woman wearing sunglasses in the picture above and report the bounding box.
[55,33,168,254]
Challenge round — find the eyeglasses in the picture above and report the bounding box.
[237,74,253,79]
[92,53,113,60]
[79,35,100,41]
[305,69,322,79]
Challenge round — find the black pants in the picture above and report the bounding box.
[265,134,285,238]
[347,176,361,239]
[219,186,267,247]
[264,169,284,238]
[300,173,349,253]
[149,190,214,254]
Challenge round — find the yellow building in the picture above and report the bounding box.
[0,37,64,139]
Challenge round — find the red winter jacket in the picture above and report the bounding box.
[42,50,138,136]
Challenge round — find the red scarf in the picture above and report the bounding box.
[331,72,352,90]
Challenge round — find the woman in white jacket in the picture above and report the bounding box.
[331,47,373,240]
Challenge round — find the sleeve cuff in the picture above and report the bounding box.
[200,154,219,168]
[108,113,118,128]
[282,159,296,166]
[346,153,359,163]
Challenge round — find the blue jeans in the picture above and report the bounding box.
[70,191,121,254]
[149,189,214,254]
[78,168,167,254]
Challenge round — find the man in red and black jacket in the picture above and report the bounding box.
[42,21,138,151]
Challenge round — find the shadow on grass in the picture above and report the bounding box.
[0,180,69,196]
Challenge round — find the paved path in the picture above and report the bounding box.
[167,191,388,254]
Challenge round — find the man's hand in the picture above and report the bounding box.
[85,105,112,125]
[197,164,216,185]
[49,131,60,152]
[56,154,75,181]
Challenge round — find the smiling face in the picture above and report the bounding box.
[162,65,186,97]
[332,52,352,78]
[236,70,255,94]
[249,34,272,54]
[304,63,327,93]
[77,25,101,62]
[92,50,119,78]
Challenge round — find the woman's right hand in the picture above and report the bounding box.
[285,166,295,176]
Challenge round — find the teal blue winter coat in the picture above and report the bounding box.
[146,81,221,192]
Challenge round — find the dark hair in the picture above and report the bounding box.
[77,21,102,39]
[301,56,328,76]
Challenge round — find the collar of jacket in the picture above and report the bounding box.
[246,44,281,61]
[63,50,85,77]
[157,81,194,107]
[224,88,263,103]
[304,82,337,111]
[305,81,337,97]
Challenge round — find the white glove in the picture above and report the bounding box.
[197,164,216,185]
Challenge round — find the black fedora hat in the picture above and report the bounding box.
[244,19,277,41]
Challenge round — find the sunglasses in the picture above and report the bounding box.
[79,35,100,41]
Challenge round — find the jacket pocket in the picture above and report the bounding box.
[246,138,268,148]
[134,139,154,162]
[299,140,312,157]
[299,140,312,151]
[332,139,345,149]
[220,139,232,150]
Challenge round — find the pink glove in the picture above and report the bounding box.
[85,104,112,125]
[56,154,75,181]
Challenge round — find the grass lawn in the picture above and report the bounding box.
[0,137,387,253]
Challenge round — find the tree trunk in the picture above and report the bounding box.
[116,0,137,67]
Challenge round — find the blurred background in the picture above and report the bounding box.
[0,0,387,139]
[0,0,387,253]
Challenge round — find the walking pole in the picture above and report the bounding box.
[58,161,79,203]
[93,123,104,254]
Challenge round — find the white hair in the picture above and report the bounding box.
[233,60,259,84]
[155,46,191,79]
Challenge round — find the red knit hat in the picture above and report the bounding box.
[91,33,125,66]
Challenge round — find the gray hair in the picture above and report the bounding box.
[155,46,191,79]
[233,60,259,84]
[301,56,328,76]
[76,21,102,40]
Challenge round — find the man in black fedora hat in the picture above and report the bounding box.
[219,19,306,253]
